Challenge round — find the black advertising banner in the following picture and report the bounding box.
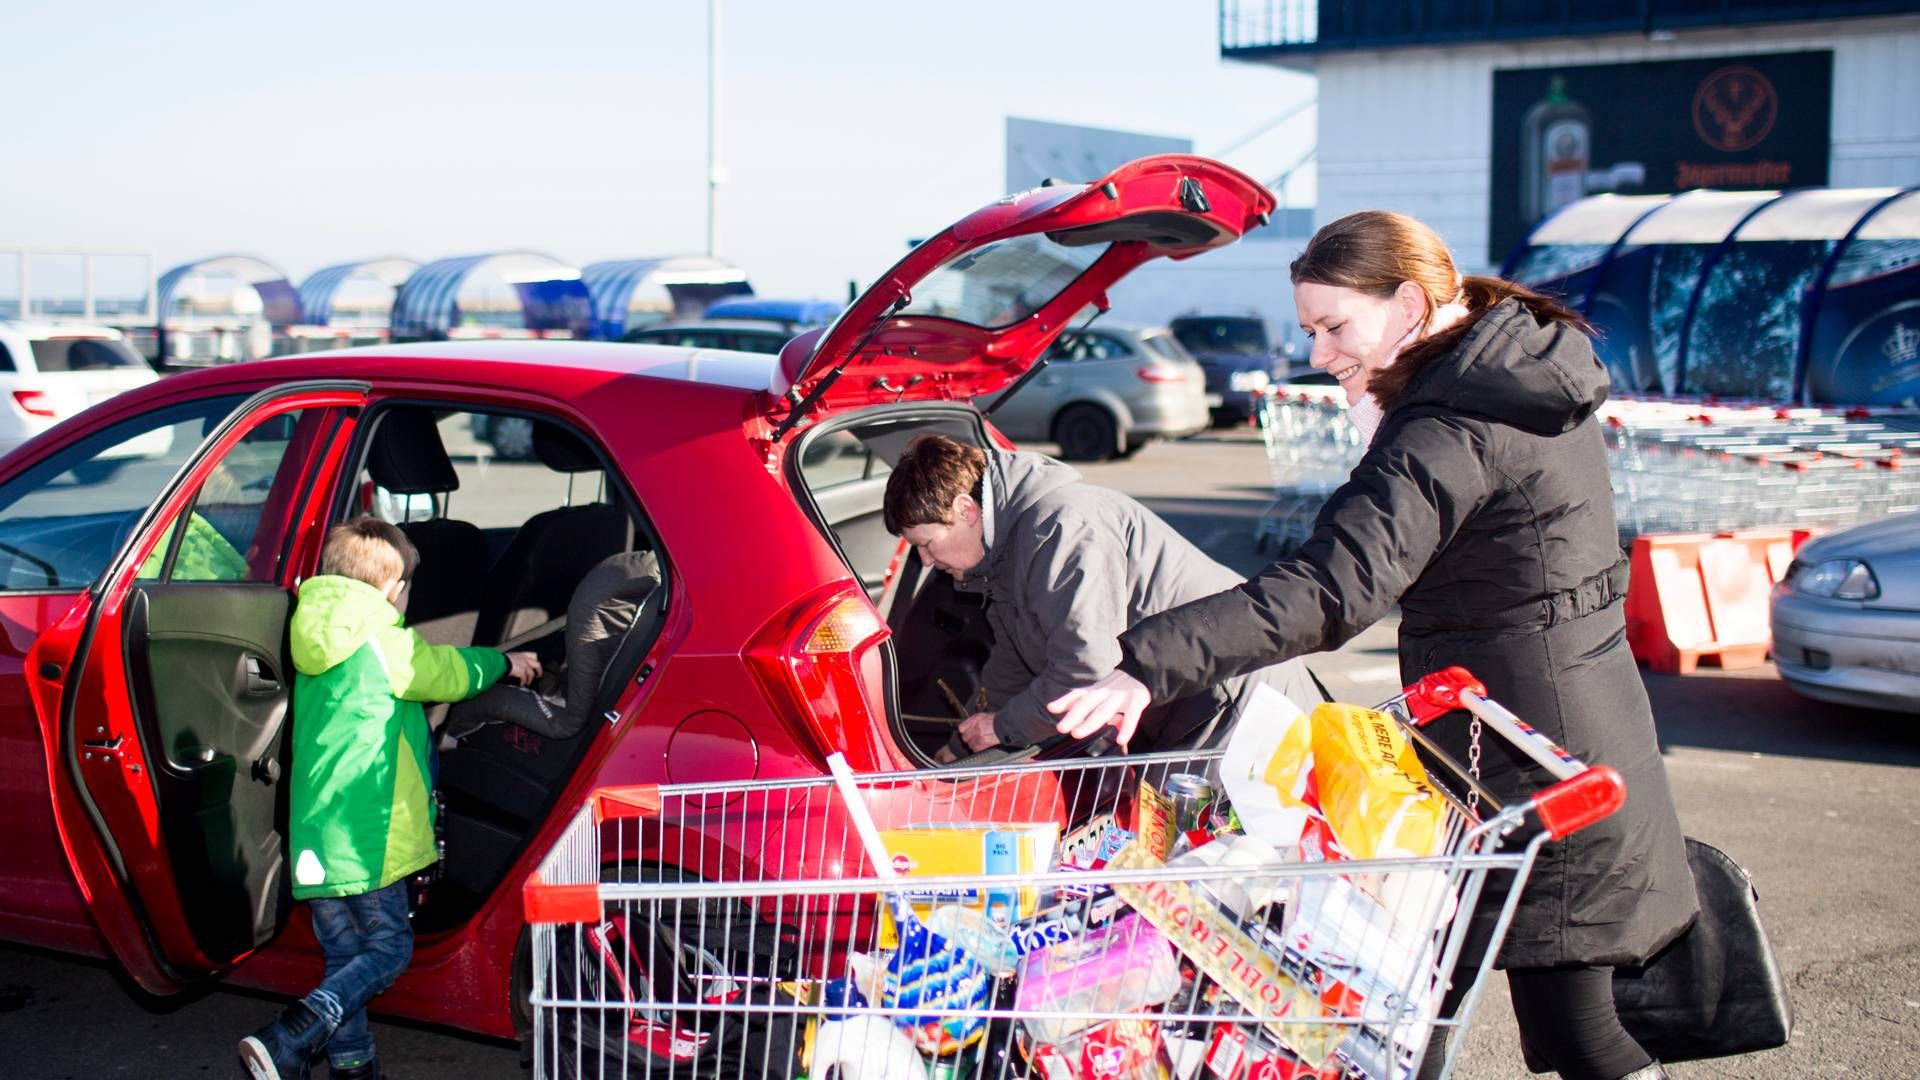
[1490,51,1832,262]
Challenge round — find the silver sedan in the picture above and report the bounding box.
[1771,511,1920,712]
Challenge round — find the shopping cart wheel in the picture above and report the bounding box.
[552,864,801,1079]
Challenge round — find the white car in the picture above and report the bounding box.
[0,322,165,462]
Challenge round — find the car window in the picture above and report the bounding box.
[0,395,243,591]
[29,337,146,372]
[0,341,15,372]
[1141,334,1192,362]
[902,234,1110,329]
[362,411,610,531]
[734,331,790,355]
[1053,332,1132,362]
[139,410,326,583]
[799,429,891,491]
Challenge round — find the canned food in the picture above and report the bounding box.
[1165,773,1215,836]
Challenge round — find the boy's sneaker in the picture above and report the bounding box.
[329,1058,383,1080]
[238,1000,329,1080]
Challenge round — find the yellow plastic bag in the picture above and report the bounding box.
[1304,703,1446,860]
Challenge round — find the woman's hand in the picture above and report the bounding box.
[1048,671,1152,749]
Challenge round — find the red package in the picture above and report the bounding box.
[1079,1018,1163,1080]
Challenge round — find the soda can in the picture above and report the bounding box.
[1165,773,1215,837]
[928,1056,973,1080]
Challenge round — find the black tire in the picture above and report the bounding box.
[1118,439,1150,459]
[1053,404,1119,461]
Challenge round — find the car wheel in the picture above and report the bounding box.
[1119,439,1150,459]
[487,416,537,460]
[1053,404,1119,461]
[545,865,799,1078]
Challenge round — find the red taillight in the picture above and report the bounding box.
[1136,365,1187,383]
[747,583,893,769]
[12,390,57,418]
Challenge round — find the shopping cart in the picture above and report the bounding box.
[1254,388,1364,556]
[523,668,1625,1080]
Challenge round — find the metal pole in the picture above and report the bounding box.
[18,252,28,320]
[706,0,722,258]
[83,254,95,321]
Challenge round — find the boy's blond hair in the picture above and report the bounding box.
[320,517,418,588]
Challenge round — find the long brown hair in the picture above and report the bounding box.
[1291,211,1590,407]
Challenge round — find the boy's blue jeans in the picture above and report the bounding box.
[301,879,413,1068]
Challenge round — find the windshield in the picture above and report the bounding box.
[900,235,1110,329]
[1172,319,1268,356]
[30,337,145,372]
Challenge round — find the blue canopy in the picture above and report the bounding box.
[296,257,418,326]
[156,254,301,327]
[1505,186,1920,404]
[580,256,751,339]
[389,251,593,340]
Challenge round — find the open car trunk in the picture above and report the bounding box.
[784,404,1017,766]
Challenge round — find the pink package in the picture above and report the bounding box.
[1013,913,1181,1043]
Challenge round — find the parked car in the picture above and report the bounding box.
[0,154,1273,1071]
[0,321,161,459]
[1168,314,1282,425]
[976,322,1210,461]
[468,304,846,460]
[1771,512,1920,712]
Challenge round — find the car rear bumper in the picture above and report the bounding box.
[1128,393,1212,439]
[1772,594,1920,712]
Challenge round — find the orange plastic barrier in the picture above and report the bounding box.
[1625,530,1794,674]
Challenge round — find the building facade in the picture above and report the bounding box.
[1222,1,1920,271]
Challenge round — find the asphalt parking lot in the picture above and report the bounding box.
[2,426,1915,1078]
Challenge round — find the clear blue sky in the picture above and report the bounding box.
[2,0,1315,300]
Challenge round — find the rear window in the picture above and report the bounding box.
[1142,334,1192,362]
[30,337,145,372]
[1171,318,1268,357]
[902,235,1109,329]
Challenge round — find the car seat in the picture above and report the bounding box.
[474,422,632,649]
[433,551,663,898]
[366,408,488,648]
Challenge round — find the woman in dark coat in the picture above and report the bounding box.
[1050,211,1696,1080]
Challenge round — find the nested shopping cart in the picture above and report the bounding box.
[1253,388,1365,556]
[523,668,1625,1080]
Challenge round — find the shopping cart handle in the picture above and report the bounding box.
[1404,666,1489,725]
[1533,766,1627,840]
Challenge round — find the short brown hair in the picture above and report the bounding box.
[883,434,986,534]
[1292,210,1588,407]
[320,517,418,588]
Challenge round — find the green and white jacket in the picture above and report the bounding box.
[287,575,506,900]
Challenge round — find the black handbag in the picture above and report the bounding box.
[1525,837,1793,1070]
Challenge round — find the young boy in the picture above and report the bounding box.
[240,517,539,1080]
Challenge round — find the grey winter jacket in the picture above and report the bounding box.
[1116,298,1697,968]
[955,450,1317,750]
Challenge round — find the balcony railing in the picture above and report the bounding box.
[1221,0,1920,56]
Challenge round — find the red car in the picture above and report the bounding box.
[0,156,1274,1047]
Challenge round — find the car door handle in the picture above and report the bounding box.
[243,655,283,696]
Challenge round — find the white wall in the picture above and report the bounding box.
[1299,15,1920,272]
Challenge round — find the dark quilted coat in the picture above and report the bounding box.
[1117,298,1696,968]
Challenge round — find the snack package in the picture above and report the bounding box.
[883,900,992,1055]
[1217,685,1329,855]
[1013,913,1181,1044]
[1306,704,1446,861]
[877,823,1060,947]
[1108,842,1345,1068]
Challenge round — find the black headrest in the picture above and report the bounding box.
[533,423,601,473]
[368,409,459,495]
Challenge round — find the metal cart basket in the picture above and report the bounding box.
[524,668,1625,1080]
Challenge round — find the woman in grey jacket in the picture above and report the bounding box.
[1051,211,1695,1080]
[883,434,1318,759]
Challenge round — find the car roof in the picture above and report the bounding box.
[0,319,125,340]
[701,298,841,324]
[634,320,797,334]
[230,339,780,392]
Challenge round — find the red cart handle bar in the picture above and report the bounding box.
[1401,666,1627,840]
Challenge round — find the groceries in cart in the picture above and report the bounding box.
[524,667,1628,1080]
